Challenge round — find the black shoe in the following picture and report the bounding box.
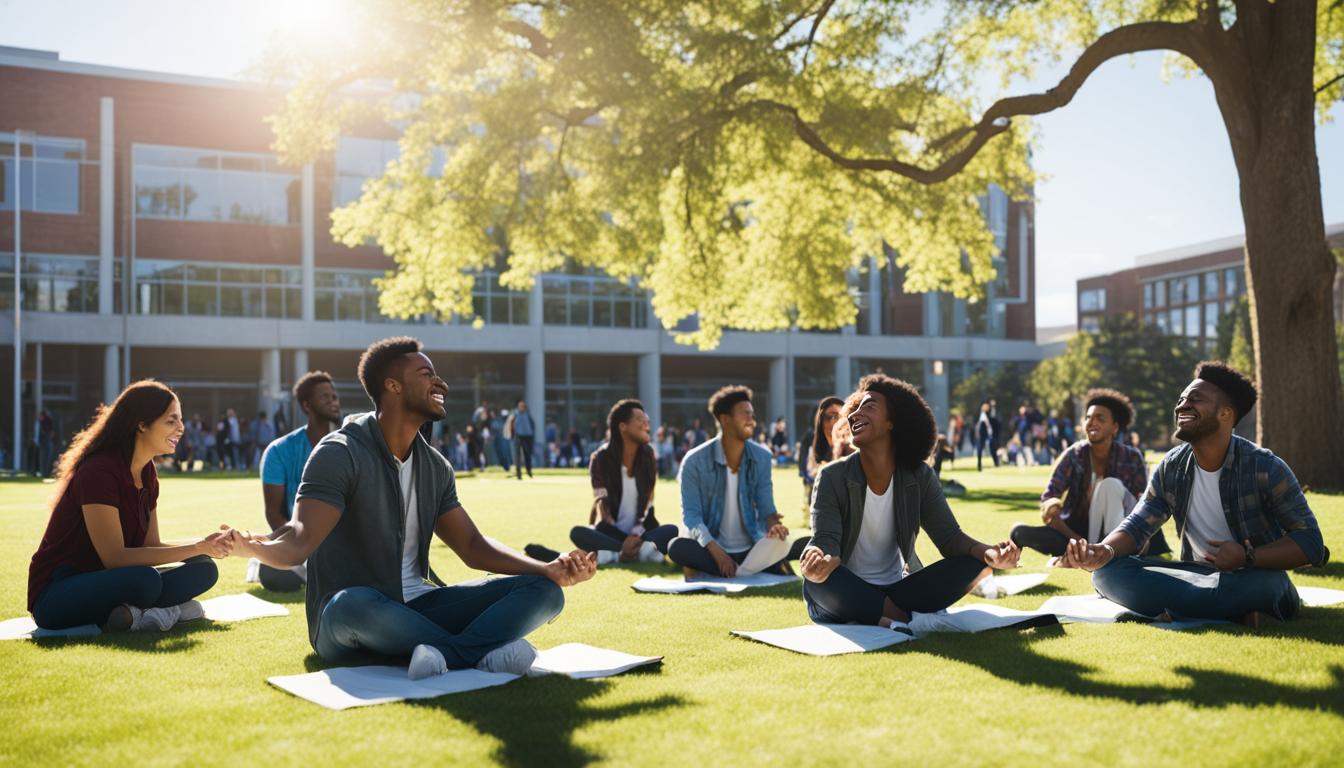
[525,544,560,562]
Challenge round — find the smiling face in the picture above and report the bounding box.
[819,404,842,446]
[1173,379,1230,442]
[302,381,342,424]
[394,351,449,420]
[1083,404,1119,447]
[138,397,184,457]
[618,407,652,446]
[717,400,756,442]
[847,391,892,451]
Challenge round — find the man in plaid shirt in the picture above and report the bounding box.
[1011,388,1168,559]
[1064,362,1327,625]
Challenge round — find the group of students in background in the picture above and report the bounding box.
[24,335,1327,680]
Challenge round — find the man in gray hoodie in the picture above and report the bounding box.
[228,337,596,679]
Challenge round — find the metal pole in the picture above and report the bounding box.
[12,131,23,472]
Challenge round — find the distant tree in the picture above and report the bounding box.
[952,363,1032,427]
[1027,332,1100,420]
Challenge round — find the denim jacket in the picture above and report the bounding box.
[678,435,777,548]
[1116,435,1326,566]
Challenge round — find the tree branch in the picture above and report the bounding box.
[800,0,836,72]
[1317,72,1344,96]
[747,20,1207,184]
[499,19,554,58]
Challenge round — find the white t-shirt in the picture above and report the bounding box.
[1184,465,1234,563]
[716,468,753,553]
[397,454,434,602]
[848,476,906,585]
[614,467,639,534]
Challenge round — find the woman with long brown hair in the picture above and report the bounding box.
[28,380,231,632]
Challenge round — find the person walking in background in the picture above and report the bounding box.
[974,401,998,471]
[491,408,512,473]
[509,400,536,479]
[226,408,242,470]
[27,380,230,632]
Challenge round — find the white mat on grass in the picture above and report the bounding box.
[1297,586,1344,607]
[0,593,288,641]
[1035,588,1344,630]
[969,572,1050,599]
[268,643,662,710]
[732,604,1058,656]
[631,572,799,594]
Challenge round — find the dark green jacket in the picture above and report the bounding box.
[806,452,976,572]
[295,412,459,648]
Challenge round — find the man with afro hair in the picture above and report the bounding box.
[801,374,1022,631]
[1011,388,1168,560]
[1064,362,1328,626]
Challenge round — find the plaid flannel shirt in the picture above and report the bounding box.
[1116,435,1326,566]
[1040,440,1148,524]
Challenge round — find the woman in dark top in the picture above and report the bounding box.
[28,380,231,632]
[526,399,678,564]
[801,375,1021,630]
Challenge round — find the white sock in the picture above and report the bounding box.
[132,605,181,632]
[638,541,663,562]
[596,550,618,565]
[408,644,448,680]
[475,639,538,676]
[176,600,205,622]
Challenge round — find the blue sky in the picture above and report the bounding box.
[2,0,1340,328]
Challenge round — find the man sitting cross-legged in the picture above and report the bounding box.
[252,370,343,592]
[1011,388,1168,561]
[1064,361,1328,626]
[526,398,679,566]
[667,385,808,577]
[227,337,596,679]
[801,374,1021,629]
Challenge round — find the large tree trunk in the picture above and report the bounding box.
[1211,1,1344,489]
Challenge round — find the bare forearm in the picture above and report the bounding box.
[102,542,205,568]
[264,507,287,532]
[1250,538,1310,570]
[463,534,547,576]
[248,525,309,568]
[1099,529,1138,558]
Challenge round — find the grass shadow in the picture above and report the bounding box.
[959,489,1041,514]
[423,675,687,768]
[245,585,307,604]
[29,618,230,654]
[1296,562,1344,581]
[909,623,1344,716]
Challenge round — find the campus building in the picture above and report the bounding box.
[1,47,1044,466]
[1075,224,1344,352]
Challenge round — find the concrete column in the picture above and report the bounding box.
[291,348,309,426]
[530,278,544,328]
[525,348,545,465]
[103,344,120,405]
[925,359,950,429]
[99,97,115,316]
[301,164,315,322]
[260,348,282,415]
[834,355,851,397]
[768,355,789,430]
[638,352,661,430]
[866,256,882,336]
[34,343,43,416]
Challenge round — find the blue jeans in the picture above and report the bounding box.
[314,575,564,668]
[804,555,988,625]
[31,556,219,630]
[1092,555,1301,621]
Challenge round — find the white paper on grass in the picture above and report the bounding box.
[969,572,1050,599]
[734,538,793,577]
[0,617,100,641]
[631,572,799,594]
[1298,586,1344,607]
[268,666,518,711]
[914,604,1058,635]
[1036,594,1224,630]
[732,624,915,656]
[530,642,662,679]
[199,593,290,622]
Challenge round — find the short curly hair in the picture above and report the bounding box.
[357,336,422,408]
[292,370,334,408]
[857,373,936,469]
[1195,360,1258,423]
[1083,388,1135,432]
[707,385,753,420]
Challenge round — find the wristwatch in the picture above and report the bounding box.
[1243,541,1256,568]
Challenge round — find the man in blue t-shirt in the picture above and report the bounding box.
[255,371,341,591]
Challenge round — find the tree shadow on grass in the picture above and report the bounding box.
[908,623,1344,716]
[1295,562,1344,581]
[246,585,307,604]
[424,672,686,768]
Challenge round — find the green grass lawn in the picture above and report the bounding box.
[2,463,1341,767]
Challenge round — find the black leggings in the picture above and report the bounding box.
[666,536,809,576]
[259,564,305,592]
[31,556,219,630]
[570,520,679,554]
[803,555,988,625]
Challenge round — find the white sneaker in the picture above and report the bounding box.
[245,557,262,583]
[970,575,1001,599]
[408,644,448,680]
[132,605,181,632]
[638,542,664,563]
[177,600,205,622]
[475,639,538,676]
[596,550,619,566]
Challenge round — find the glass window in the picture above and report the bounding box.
[1155,311,1169,332]
[1169,278,1184,305]
[334,137,399,207]
[1079,288,1106,312]
[1184,275,1199,303]
[1225,267,1241,296]
[1169,308,1182,334]
[1204,301,1219,337]
[0,135,85,214]
[1152,280,1166,307]
[1184,305,1200,337]
[134,144,297,225]
[1143,283,1153,310]
[1080,316,1100,333]
[1143,312,1154,327]
[1204,271,1220,298]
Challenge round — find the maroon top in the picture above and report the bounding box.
[27,453,157,610]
